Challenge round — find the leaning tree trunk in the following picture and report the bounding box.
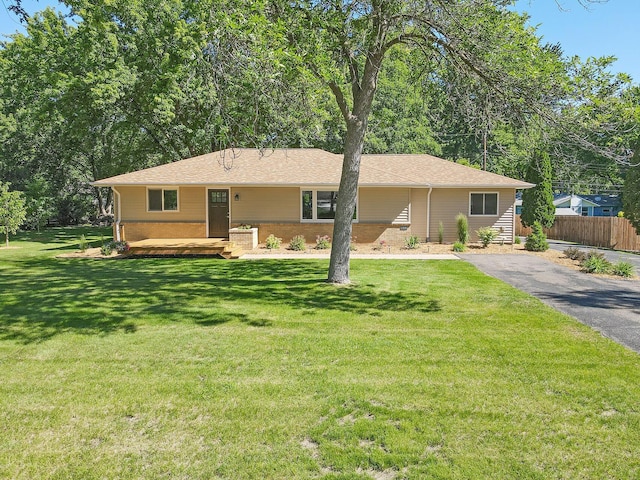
[327,50,383,284]
[327,118,368,283]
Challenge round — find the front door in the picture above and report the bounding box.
[208,189,229,238]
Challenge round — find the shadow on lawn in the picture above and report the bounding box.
[0,258,441,344]
[15,226,112,246]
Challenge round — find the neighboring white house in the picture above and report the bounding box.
[515,193,622,217]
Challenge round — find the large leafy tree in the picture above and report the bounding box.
[548,57,639,194]
[1,0,324,219]
[623,146,640,234]
[270,1,567,283]
[0,182,27,247]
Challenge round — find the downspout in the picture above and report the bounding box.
[512,195,516,244]
[113,187,122,242]
[426,186,433,242]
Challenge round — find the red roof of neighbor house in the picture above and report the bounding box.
[92,148,534,188]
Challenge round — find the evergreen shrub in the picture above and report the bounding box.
[524,222,548,252]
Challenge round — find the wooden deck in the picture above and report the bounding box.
[127,238,244,259]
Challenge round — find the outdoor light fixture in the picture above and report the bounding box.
[234,193,240,201]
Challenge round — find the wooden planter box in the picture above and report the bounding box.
[229,227,258,250]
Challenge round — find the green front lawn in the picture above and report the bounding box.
[1,228,639,479]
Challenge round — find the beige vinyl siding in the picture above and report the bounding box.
[231,187,299,223]
[119,186,205,222]
[430,188,516,243]
[359,187,410,223]
[411,188,428,240]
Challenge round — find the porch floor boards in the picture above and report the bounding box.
[127,238,244,259]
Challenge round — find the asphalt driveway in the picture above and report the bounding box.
[462,254,640,354]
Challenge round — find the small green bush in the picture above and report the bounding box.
[476,227,498,247]
[581,252,612,274]
[563,247,587,262]
[456,213,469,244]
[438,221,444,244]
[315,235,331,250]
[405,235,420,249]
[452,241,466,252]
[611,261,634,278]
[514,236,521,245]
[525,222,548,252]
[288,235,306,251]
[78,234,89,252]
[101,242,113,256]
[265,234,282,250]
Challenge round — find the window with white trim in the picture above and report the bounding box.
[470,192,498,216]
[301,190,357,222]
[148,188,178,212]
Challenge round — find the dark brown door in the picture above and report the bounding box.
[208,189,229,238]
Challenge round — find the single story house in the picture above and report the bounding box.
[93,148,533,245]
[515,193,622,217]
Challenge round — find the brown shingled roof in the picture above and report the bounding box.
[92,148,533,189]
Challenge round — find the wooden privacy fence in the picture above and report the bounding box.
[516,215,640,252]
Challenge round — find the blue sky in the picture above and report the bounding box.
[513,0,639,83]
[1,0,638,83]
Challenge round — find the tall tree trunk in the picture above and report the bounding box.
[327,50,383,284]
[328,117,368,283]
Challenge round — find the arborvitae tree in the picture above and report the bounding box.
[521,149,556,228]
[623,146,640,234]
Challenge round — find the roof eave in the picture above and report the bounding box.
[431,183,534,189]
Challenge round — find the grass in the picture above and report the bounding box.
[1,227,639,479]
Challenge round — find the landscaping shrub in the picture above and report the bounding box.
[100,242,113,256]
[452,241,465,252]
[611,261,634,278]
[525,222,548,252]
[476,227,498,247]
[581,256,611,274]
[563,247,587,262]
[514,236,521,245]
[404,235,420,249]
[288,235,306,251]
[438,221,444,244]
[456,213,469,244]
[78,234,89,252]
[113,241,130,254]
[315,235,331,250]
[265,234,282,250]
[374,240,388,252]
[581,251,612,274]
